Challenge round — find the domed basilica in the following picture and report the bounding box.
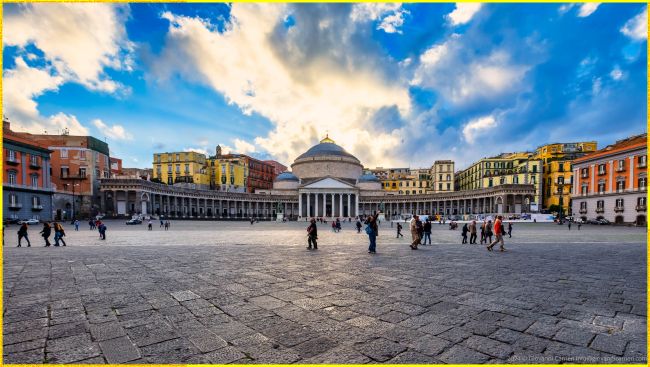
[266,136,382,218]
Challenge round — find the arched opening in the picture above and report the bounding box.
[615,215,624,224]
[636,215,646,226]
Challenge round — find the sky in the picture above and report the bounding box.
[2,3,647,170]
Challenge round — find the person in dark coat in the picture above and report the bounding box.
[422,219,432,245]
[461,223,469,244]
[307,219,318,250]
[365,214,378,254]
[54,222,67,247]
[40,222,52,247]
[507,222,513,238]
[356,219,362,233]
[396,222,404,238]
[98,223,107,240]
[17,223,31,247]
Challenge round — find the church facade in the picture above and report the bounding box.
[100,137,536,219]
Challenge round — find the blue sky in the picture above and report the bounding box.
[3,3,647,169]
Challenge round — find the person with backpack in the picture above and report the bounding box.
[422,219,432,245]
[40,222,52,247]
[365,214,378,254]
[307,218,318,250]
[17,223,31,247]
[54,222,67,247]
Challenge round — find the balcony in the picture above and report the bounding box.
[3,183,54,192]
[579,209,588,214]
[597,170,606,176]
[596,207,605,213]
[29,161,41,169]
[616,166,625,172]
[581,174,589,178]
[638,162,647,168]
[636,205,646,212]
[8,202,22,210]
[614,206,625,213]
[32,205,43,211]
[6,157,20,165]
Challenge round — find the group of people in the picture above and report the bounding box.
[17,221,67,247]
[404,215,433,250]
[331,218,342,232]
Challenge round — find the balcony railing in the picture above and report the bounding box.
[6,157,20,165]
[8,202,22,210]
[29,161,41,169]
[636,205,646,212]
[597,170,606,176]
[579,209,588,214]
[581,174,589,178]
[638,162,647,168]
[3,183,54,192]
[32,205,43,211]
[596,207,605,213]
[616,167,625,172]
[614,206,625,212]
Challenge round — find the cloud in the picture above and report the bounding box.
[154,4,411,167]
[4,3,133,92]
[621,7,647,41]
[3,3,134,138]
[610,66,623,81]
[350,3,408,34]
[412,37,531,105]
[184,147,209,156]
[233,138,257,154]
[92,119,133,140]
[446,3,482,26]
[577,3,600,17]
[462,115,497,144]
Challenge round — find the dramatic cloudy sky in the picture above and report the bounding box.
[3,3,647,169]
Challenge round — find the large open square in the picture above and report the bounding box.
[2,221,646,364]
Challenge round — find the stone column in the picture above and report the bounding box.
[355,194,359,217]
[347,194,351,218]
[306,193,311,217]
[299,193,303,218]
[315,193,319,217]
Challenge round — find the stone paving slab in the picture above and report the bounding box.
[2,221,647,364]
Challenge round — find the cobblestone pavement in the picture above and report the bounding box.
[2,221,646,364]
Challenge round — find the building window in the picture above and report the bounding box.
[9,194,17,205]
[184,164,190,174]
[598,164,606,175]
[637,197,646,207]
[32,196,41,207]
[446,183,451,190]
[597,180,606,194]
[95,168,100,177]
[617,160,625,171]
[616,179,625,192]
[531,175,536,184]
[581,168,589,178]
[60,149,68,158]
[488,179,493,187]
[30,155,39,166]
[558,163,564,172]
[500,177,506,185]
[79,150,86,160]
[597,200,604,209]
[581,183,588,195]
[79,167,87,177]
[639,155,647,168]
[638,176,647,190]
[8,170,17,185]
[31,174,38,188]
[438,183,442,191]
[176,164,180,174]
[532,165,537,173]
[580,202,587,210]
[615,198,624,208]
[8,149,16,161]
[513,176,519,184]
[558,176,564,185]
[61,166,69,178]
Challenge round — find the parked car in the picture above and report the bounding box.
[597,218,611,225]
[6,218,21,225]
[126,218,142,225]
[18,218,40,225]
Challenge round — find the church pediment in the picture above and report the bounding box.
[302,177,356,189]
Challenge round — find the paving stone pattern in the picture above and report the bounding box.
[2,221,647,364]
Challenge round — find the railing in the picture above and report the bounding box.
[598,170,606,176]
[579,209,588,214]
[29,161,41,169]
[616,167,625,172]
[32,205,43,211]
[6,157,19,165]
[3,183,54,191]
[596,207,605,213]
[638,162,647,168]
[581,174,588,178]
[614,206,624,212]
[635,205,646,212]
[8,202,22,209]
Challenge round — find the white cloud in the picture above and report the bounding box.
[621,7,647,41]
[610,66,624,81]
[155,4,411,167]
[577,3,600,17]
[558,4,575,15]
[233,139,257,154]
[412,39,530,105]
[447,3,482,26]
[92,119,133,140]
[351,3,409,34]
[462,115,497,144]
[4,3,133,92]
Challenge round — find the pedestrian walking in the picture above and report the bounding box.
[578,222,581,230]
[485,220,494,244]
[307,218,318,250]
[331,221,336,232]
[422,219,432,245]
[461,223,469,244]
[54,222,67,247]
[98,223,107,240]
[74,219,79,231]
[568,222,572,230]
[89,219,95,230]
[164,221,170,231]
[365,214,378,254]
[487,215,506,252]
[160,219,164,228]
[469,220,477,244]
[409,215,420,250]
[336,218,341,232]
[40,222,52,247]
[507,222,513,238]
[356,219,362,233]
[480,220,487,244]
[396,222,404,238]
[17,223,31,247]
[148,220,153,231]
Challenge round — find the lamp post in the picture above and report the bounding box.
[557,180,566,223]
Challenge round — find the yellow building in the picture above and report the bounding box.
[456,152,543,208]
[207,156,247,192]
[534,142,597,214]
[153,151,210,187]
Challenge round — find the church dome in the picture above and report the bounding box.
[295,136,359,162]
[357,173,380,183]
[275,172,299,182]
